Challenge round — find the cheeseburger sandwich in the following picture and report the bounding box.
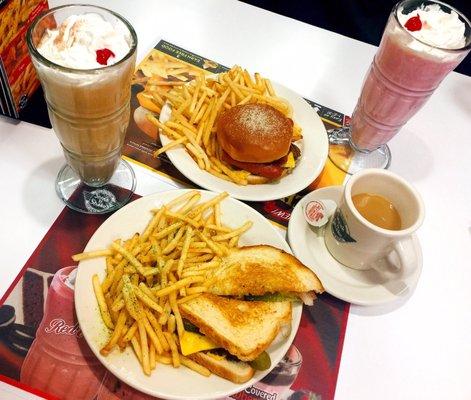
[180,294,291,383]
[177,245,323,383]
[207,245,324,305]
[216,103,301,182]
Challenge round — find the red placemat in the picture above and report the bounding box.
[0,196,349,400]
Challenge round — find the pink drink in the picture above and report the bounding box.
[20,266,106,399]
[351,0,470,151]
[229,345,302,400]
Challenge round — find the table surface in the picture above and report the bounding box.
[1,1,470,399]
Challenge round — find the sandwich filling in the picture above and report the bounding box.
[221,143,301,179]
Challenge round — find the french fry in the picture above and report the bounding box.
[143,316,164,355]
[150,343,156,370]
[169,292,184,339]
[179,355,211,377]
[72,249,112,262]
[92,275,114,329]
[130,335,142,363]
[195,230,224,257]
[165,211,200,229]
[111,242,143,270]
[138,320,151,375]
[156,354,172,365]
[152,276,204,297]
[167,314,176,333]
[122,321,138,344]
[176,293,203,304]
[185,286,207,295]
[155,222,184,240]
[133,285,164,313]
[164,332,180,367]
[212,221,253,241]
[145,309,170,352]
[100,310,127,356]
[177,226,193,277]
[111,296,125,313]
[154,136,188,157]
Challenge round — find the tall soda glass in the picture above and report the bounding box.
[329,0,471,174]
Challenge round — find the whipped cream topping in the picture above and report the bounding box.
[37,13,131,69]
[398,4,466,49]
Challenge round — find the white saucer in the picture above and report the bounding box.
[288,186,423,306]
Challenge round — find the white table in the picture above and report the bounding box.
[1,1,470,399]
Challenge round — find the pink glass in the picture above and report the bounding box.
[329,0,471,173]
[20,267,107,400]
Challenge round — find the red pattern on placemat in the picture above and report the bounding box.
[0,374,60,400]
[0,195,349,400]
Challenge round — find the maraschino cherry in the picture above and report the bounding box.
[405,14,422,31]
[96,48,115,65]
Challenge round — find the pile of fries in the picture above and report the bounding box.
[145,66,302,185]
[72,190,253,377]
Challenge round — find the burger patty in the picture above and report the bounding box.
[222,143,301,179]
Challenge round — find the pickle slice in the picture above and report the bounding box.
[249,351,271,370]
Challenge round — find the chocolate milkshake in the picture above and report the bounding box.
[27,5,137,187]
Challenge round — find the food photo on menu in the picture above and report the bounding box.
[0,0,469,400]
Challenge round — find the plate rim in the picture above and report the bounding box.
[75,188,302,399]
[158,79,328,201]
[288,186,423,306]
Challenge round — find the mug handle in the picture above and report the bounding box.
[386,240,409,271]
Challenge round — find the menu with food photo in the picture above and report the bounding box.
[0,0,50,127]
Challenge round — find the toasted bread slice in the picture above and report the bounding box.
[208,245,324,297]
[180,294,291,361]
[189,351,255,383]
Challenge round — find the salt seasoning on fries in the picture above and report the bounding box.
[146,66,302,185]
[73,191,253,378]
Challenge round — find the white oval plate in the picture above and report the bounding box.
[75,189,302,400]
[159,81,328,201]
[288,186,423,306]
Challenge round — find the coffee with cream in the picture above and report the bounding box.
[352,193,401,230]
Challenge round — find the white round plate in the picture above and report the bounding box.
[288,186,423,306]
[75,189,302,400]
[159,81,328,201]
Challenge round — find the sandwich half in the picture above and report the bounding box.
[179,293,291,383]
[207,245,324,304]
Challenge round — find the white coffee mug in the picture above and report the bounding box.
[324,169,424,270]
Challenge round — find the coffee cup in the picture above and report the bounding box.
[324,169,424,270]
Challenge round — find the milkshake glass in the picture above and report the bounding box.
[20,266,107,400]
[27,5,138,213]
[329,0,471,174]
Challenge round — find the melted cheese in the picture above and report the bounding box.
[180,331,219,356]
[283,152,295,169]
[206,352,226,361]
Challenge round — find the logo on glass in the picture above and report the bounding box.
[84,189,117,213]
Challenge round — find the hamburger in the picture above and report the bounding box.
[216,103,301,182]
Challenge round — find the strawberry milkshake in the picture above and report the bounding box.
[20,266,107,400]
[350,0,470,151]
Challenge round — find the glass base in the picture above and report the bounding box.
[328,128,391,174]
[55,159,136,214]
